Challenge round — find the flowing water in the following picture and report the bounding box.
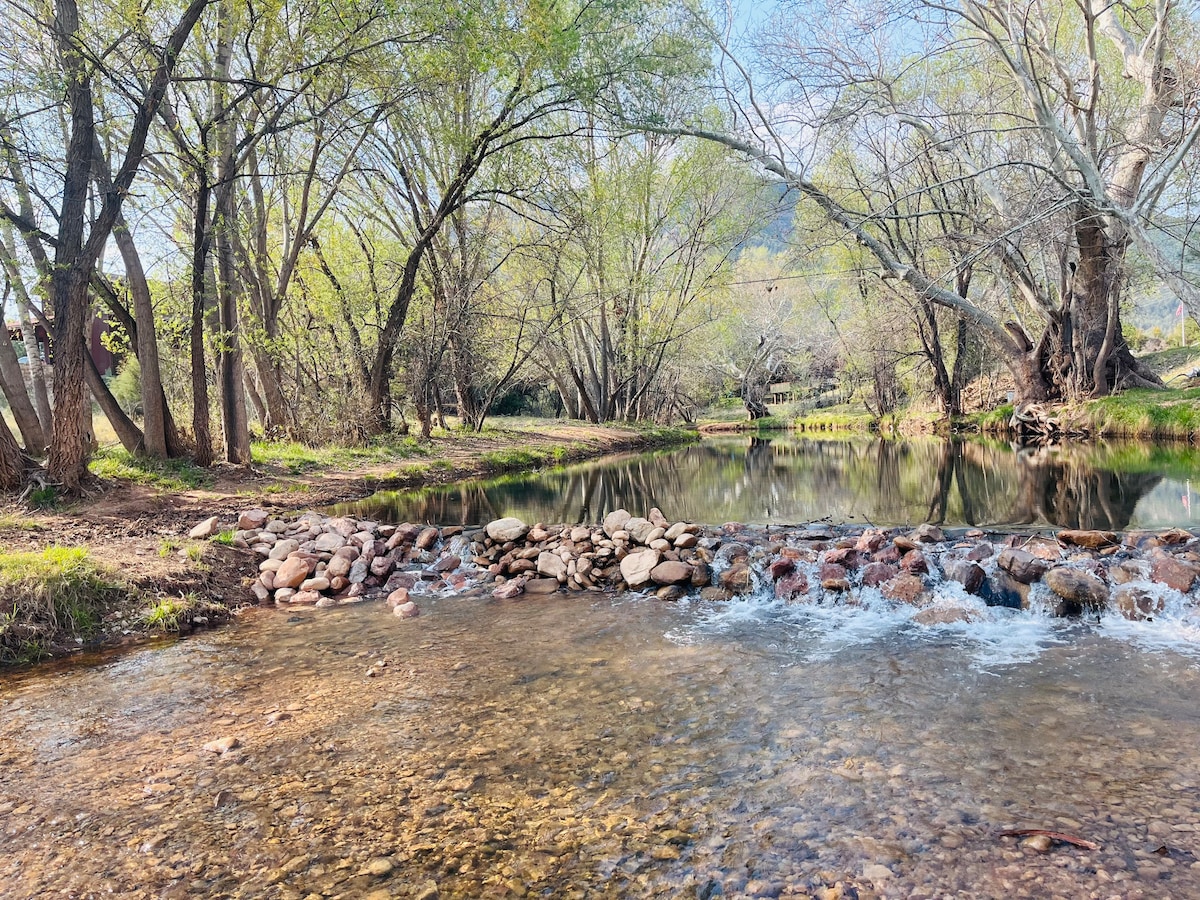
[336,435,1200,532]
[9,436,1200,898]
[5,587,1200,899]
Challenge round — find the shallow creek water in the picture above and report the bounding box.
[4,590,1200,898]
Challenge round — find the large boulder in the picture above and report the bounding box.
[603,509,632,538]
[273,556,311,590]
[486,517,530,543]
[537,552,568,580]
[189,516,220,540]
[945,560,985,595]
[650,561,693,586]
[620,549,661,588]
[998,549,1049,584]
[1150,557,1198,593]
[625,517,657,545]
[1057,529,1118,550]
[1044,567,1109,614]
[1114,584,1165,621]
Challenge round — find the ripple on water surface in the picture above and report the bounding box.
[3,594,1200,898]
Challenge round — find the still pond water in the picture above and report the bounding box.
[6,435,1200,898]
[337,434,1200,532]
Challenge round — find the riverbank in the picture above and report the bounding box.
[0,419,694,665]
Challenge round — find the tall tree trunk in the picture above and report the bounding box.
[110,209,169,457]
[16,294,53,438]
[0,413,25,491]
[83,342,143,452]
[0,309,46,451]
[214,178,251,464]
[190,163,214,466]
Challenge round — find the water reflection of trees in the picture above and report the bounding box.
[341,436,1177,529]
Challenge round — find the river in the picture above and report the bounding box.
[5,436,1200,898]
[334,435,1200,532]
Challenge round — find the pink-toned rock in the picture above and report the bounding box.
[874,545,901,565]
[900,549,928,575]
[1115,584,1165,621]
[774,572,809,601]
[238,509,268,530]
[855,530,886,553]
[329,576,349,592]
[1058,529,1118,550]
[883,574,928,606]
[913,606,978,626]
[945,560,985,595]
[998,548,1048,584]
[1150,557,1198,593]
[861,561,898,588]
[910,523,944,543]
[189,516,220,540]
[433,554,461,573]
[393,601,420,619]
[289,590,321,605]
[300,576,330,593]
[966,542,994,562]
[650,561,693,586]
[674,533,698,549]
[273,556,311,589]
[768,558,795,580]
[386,588,410,607]
[1044,567,1109,613]
[273,588,296,604]
[819,563,850,591]
[492,579,527,599]
[718,562,753,594]
[1158,528,1194,545]
[415,527,440,550]
[825,547,859,569]
[524,578,561,594]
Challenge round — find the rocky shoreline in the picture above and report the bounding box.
[195,507,1200,624]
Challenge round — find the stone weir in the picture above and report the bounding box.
[191,508,1200,623]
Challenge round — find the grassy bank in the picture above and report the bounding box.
[0,548,123,664]
[3,419,698,665]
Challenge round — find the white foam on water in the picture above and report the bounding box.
[664,574,1071,669]
[1097,581,1200,659]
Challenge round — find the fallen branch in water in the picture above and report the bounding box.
[998,829,1101,850]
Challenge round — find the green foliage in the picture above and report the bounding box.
[143,597,186,632]
[251,438,426,474]
[1082,389,1200,438]
[211,529,236,546]
[90,448,210,491]
[27,486,57,509]
[108,357,142,418]
[0,548,124,664]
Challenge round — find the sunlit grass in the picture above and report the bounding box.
[89,447,210,491]
[251,437,427,473]
[0,547,124,664]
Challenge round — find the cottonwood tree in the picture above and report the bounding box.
[0,0,209,490]
[529,128,761,422]
[649,0,1200,410]
[345,0,709,431]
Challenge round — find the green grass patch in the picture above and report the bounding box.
[90,448,210,491]
[792,410,877,432]
[0,547,125,664]
[251,437,427,474]
[481,447,555,470]
[1076,388,1200,438]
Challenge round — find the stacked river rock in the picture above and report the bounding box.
[192,508,1200,622]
